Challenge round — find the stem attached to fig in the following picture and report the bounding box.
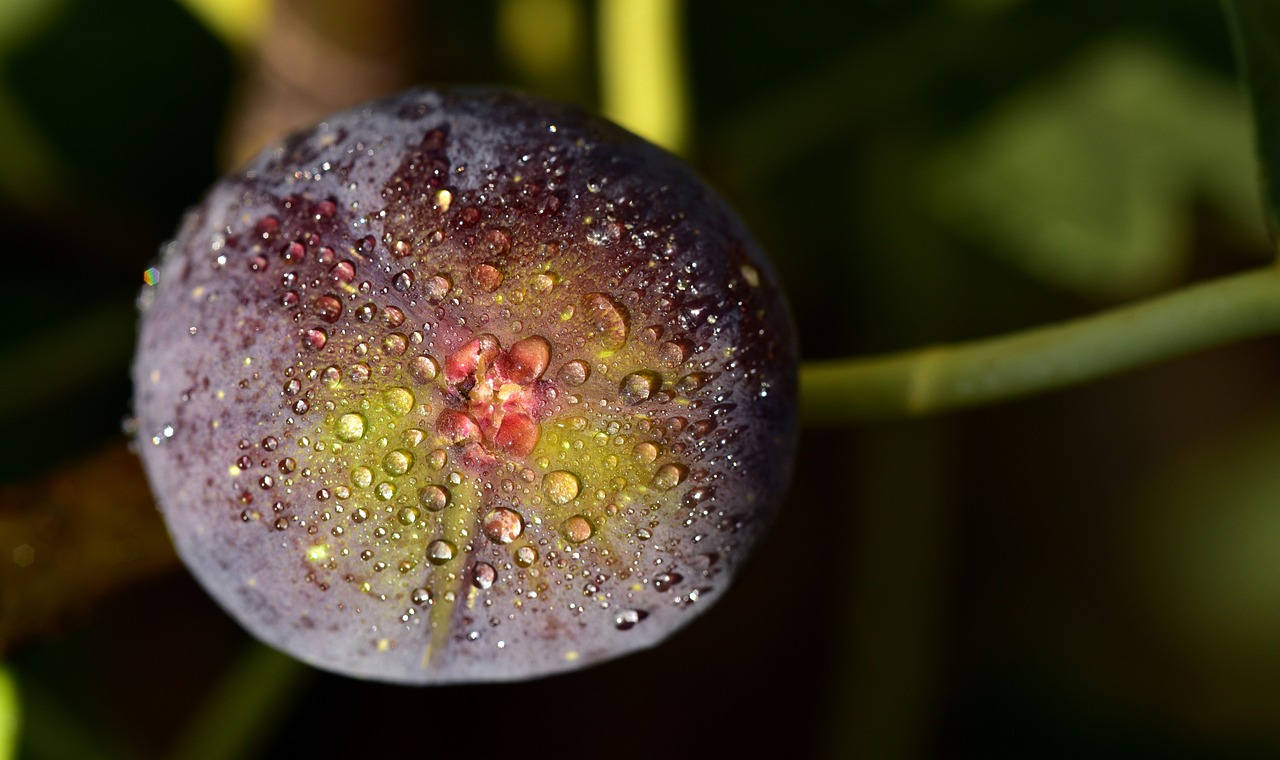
[801,265,1280,424]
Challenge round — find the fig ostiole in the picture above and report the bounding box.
[132,88,797,684]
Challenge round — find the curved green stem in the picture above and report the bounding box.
[166,642,309,760]
[801,266,1280,424]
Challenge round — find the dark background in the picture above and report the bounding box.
[4,1,1280,757]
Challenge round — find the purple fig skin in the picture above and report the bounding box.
[132,88,797,684]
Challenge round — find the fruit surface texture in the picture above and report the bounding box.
[133,89,797,684]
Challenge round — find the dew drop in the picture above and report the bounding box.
[335,413,367,442]
[409,355,440,383]
[619,371,661,404]
[582,293,628,348]
[393,271,414,292]
[659,340,689,368]
[418,484,450,511]
[473,561,497,590]
[330,260,356,284]
[383,449,414,476]
[515,546,538,567]
[427,539,456,565]
[652,463,688,491]
[614,609,648,630]
[483,507,523,544]
[654,572,684,592]
[303,328,328,350]
[632,441,660,462]
[504,335,551,384]
[411,587,432,605]
[384,387,415,416]
[563,515,593,543]
[471,263,503,292]
[676,372,711,395]
[351,466,373,489]
[423,274,451,303]
[557,360,590,386]
[397,506,421,526]
[314,294,343,323]
[384,333,408,356]
[543,470,581,504]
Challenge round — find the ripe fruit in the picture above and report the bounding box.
[132,89,797,684]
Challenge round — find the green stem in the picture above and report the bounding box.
[801,265,1280,424]
[166,642,309,760]
[597,0,689,156]
[0,664,16,760]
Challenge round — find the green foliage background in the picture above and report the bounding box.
[4,0,1280,757]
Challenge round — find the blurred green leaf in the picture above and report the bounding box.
[928,38,1264,299]
[1225,0,1280,248]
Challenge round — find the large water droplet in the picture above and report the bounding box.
[303,328,328,350]
[418,484,450,511]
[614,609,649,630]
[383,449,414,477]
[582,293,628,349]
[314,294,343,323]
[427,540,456,565]
[557,359,590,386]
[543,470,581,504]
[563,515,593,543]
[619,371,661,404]
[384,387,415,416]
[409,354,440,383]
[424,274,451,303]
[632,441,660,462]
[473,562,496,590]
[483,507,523,544]
[335,413,367,442]
[471,263,503,292]
[652,463,688,491]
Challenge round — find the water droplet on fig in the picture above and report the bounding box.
[335,413,366,442]
[418,484,450,511]
[563,515,593,543]
[620,371,661,404]
[409,354,440,383]
[544,470,581,504]
[557,360,589,386]
[483,507,523,544]
[473,562,496,590]
[384,387,415,416]
[652,463,688,491]
[427,539,456,565]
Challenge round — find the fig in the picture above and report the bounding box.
[132,88,797,684]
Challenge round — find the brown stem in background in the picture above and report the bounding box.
[220,0,417,168]
[0,441,175,655]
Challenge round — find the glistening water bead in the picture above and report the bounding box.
[132,88,798,685]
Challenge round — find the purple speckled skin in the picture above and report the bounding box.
[133,89,797,684]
